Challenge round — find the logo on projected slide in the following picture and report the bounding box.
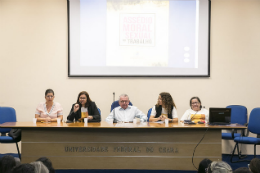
[119,13,155,46]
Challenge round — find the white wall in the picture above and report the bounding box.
[0,0,260,154]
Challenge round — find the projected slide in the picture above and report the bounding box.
[69,0,210,76]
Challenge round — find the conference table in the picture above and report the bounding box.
[0,121,246,170]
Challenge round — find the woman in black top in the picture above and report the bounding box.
[149,92,178,122]
[67,91,101,122]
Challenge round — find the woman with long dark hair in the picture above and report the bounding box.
[149,92,178,122]
[67,91,101,122]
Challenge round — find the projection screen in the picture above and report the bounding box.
[68,0,210,77]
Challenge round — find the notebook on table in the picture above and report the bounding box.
[209,108,231,125]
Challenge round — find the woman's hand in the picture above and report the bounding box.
[160,115,167,121]
[88,116,93,120]
[148,115,161,122]
[73,104,80,113]
[46,117,52,122]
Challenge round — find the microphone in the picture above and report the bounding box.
[190,111,198,121]
[113,92,117,123]
[113,92,115,102]
[184,111,198,124]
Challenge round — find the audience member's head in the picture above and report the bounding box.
[13,158,21,167]
[30,161,49,173]
[234,167,251,173]
[207,161,232,173]
[36,157,55,173]
[198,158,212,173]
[11,163,35,173]
[249,158,260,173]
[0,155,17,173]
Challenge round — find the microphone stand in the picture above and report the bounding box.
[113,92,117,123]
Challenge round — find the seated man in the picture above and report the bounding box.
[106,94,147,122]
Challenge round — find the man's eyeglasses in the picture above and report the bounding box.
[120,100,129,103]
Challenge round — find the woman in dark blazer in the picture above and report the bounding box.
[67,91,101,122]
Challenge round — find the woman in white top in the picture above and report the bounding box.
[35,89,63,122]
[180,96,209,123]
[149,92,178,122]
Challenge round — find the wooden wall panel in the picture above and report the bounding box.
[21,128,221,170]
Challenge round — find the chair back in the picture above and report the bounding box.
[226,105,247,125]
[97,108,101,115]
[248,108,260,135]
[0,107,17,133]
[110,100,133,112]
[147,108,152,121]
[97,108,101,120]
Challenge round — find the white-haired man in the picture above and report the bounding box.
[106,94,147,122]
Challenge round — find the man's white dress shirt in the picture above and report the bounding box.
[106,106,147,122]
